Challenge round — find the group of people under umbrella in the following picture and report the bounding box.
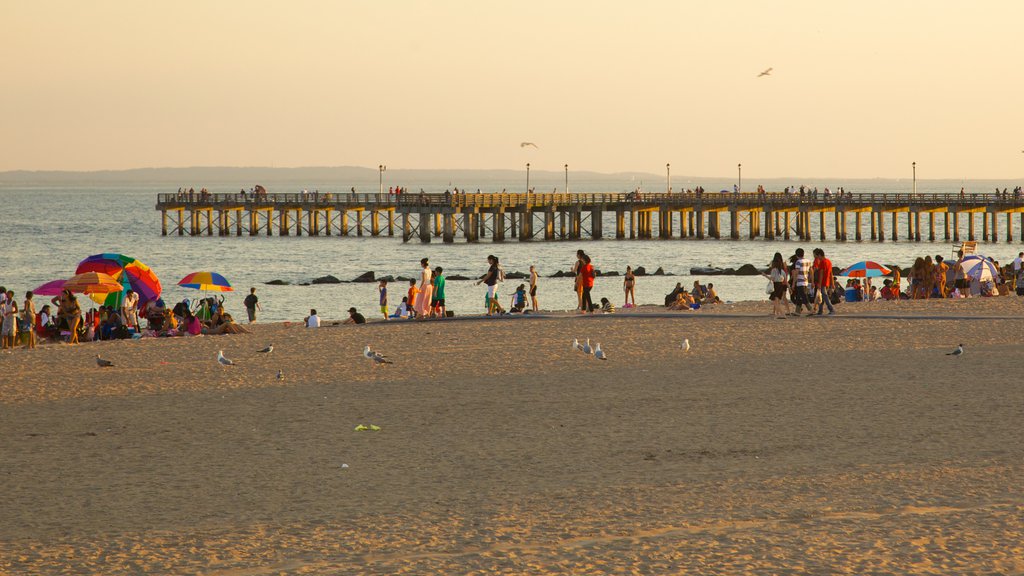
[21,253,242,344]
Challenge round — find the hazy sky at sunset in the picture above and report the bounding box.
[2,1,1022,178]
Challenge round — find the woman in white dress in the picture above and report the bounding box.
[415,258,433,319]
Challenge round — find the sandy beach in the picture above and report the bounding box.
[3,298,1024,574]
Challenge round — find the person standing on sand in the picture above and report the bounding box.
[529,265,539,312]
[762,252,790,319]
[122,289,139,332]
[1,294,17,350]
[378,279,389,320]
[792,248,813,316]
[580,254,596,313]
[623,266,636,308]
[812,248,835,316]
[572,250,585,311]
[243,287,261,323]
[22,291,36,349]
[476,255,500,316]
[415,258,433,320]
[407,279,419,319]
[431,266,446,318]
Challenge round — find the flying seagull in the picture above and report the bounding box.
[520,142,538,148]
[682,338,691,352]
[594,343,607,361]
[257,344,274,354]
[95,354,114,368]
[946,344,964,357]
[217,350,235,366]
[582,339,593,355]
[757,67,773,77]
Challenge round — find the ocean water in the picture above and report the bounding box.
[2,175,1022,323]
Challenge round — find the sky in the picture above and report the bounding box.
[2,1,1022,178]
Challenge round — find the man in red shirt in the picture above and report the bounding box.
[812,248,835,315]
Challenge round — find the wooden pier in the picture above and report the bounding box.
[156,191,1024,243]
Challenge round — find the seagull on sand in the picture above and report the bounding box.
[95,354,114,368]
[257,344,274,354]
[946,344,964,357]
[217,350,235,366]
[582,339,593,355]
[572,338,582,351]
[363,345,392,365]
[520,142,539,148]
[276,370,285,381]
[757,67,773,77]
[682,338,691,352]
[594,343,607,361]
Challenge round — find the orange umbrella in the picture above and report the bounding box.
[62,271,124,295]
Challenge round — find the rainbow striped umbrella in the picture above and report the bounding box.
[178,271,234,292]
[76,253,162,307]
[839,261,892,278]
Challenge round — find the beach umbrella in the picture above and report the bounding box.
[62,271,124,295]
[76,253,162,308]
[838,261,892,278]
[178,271,233,292]
[958,255,999,283]
[32,279,67,296]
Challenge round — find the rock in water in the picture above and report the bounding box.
[312,275,342,284]
[352,271,376,283]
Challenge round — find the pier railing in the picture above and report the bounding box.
[157,191,1024,210]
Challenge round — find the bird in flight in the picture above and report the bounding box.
[520,142,538,148]
[757,67,773,78]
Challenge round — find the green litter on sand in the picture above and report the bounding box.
[354,424,381,432]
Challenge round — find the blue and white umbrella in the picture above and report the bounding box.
[958,254,999,283]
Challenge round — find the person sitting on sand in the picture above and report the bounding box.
[344,307,366,324]
[668,291,695,310]
[36,304,57,340]
[305,309,321,328]
[664,282,684,307]
[393,297,410,319]
[183,309,203,336]
[703,283,722,304]
[600,297,616,313]
[690,280,706,302]
[879,280,897,300]
[205,309,248,335]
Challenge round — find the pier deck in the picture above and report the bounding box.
[156,191,1024,243]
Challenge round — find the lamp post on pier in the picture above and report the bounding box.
[378,164,386,196]
[912,162,917,197]
[737,163,742,194]
[564,164,569,194]
[666,163,671,194]
[526,163,531,199]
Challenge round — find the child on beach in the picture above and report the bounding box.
[600,297,616,313]
[407,279,419,319]
[378,279,389,320]
[510,284,527,313]
[431,267,446,318]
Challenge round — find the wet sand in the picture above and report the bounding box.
[2,297,1024,574]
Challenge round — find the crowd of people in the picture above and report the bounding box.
[0,284,257,351]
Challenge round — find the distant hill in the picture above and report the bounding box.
[0,166,662,185]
